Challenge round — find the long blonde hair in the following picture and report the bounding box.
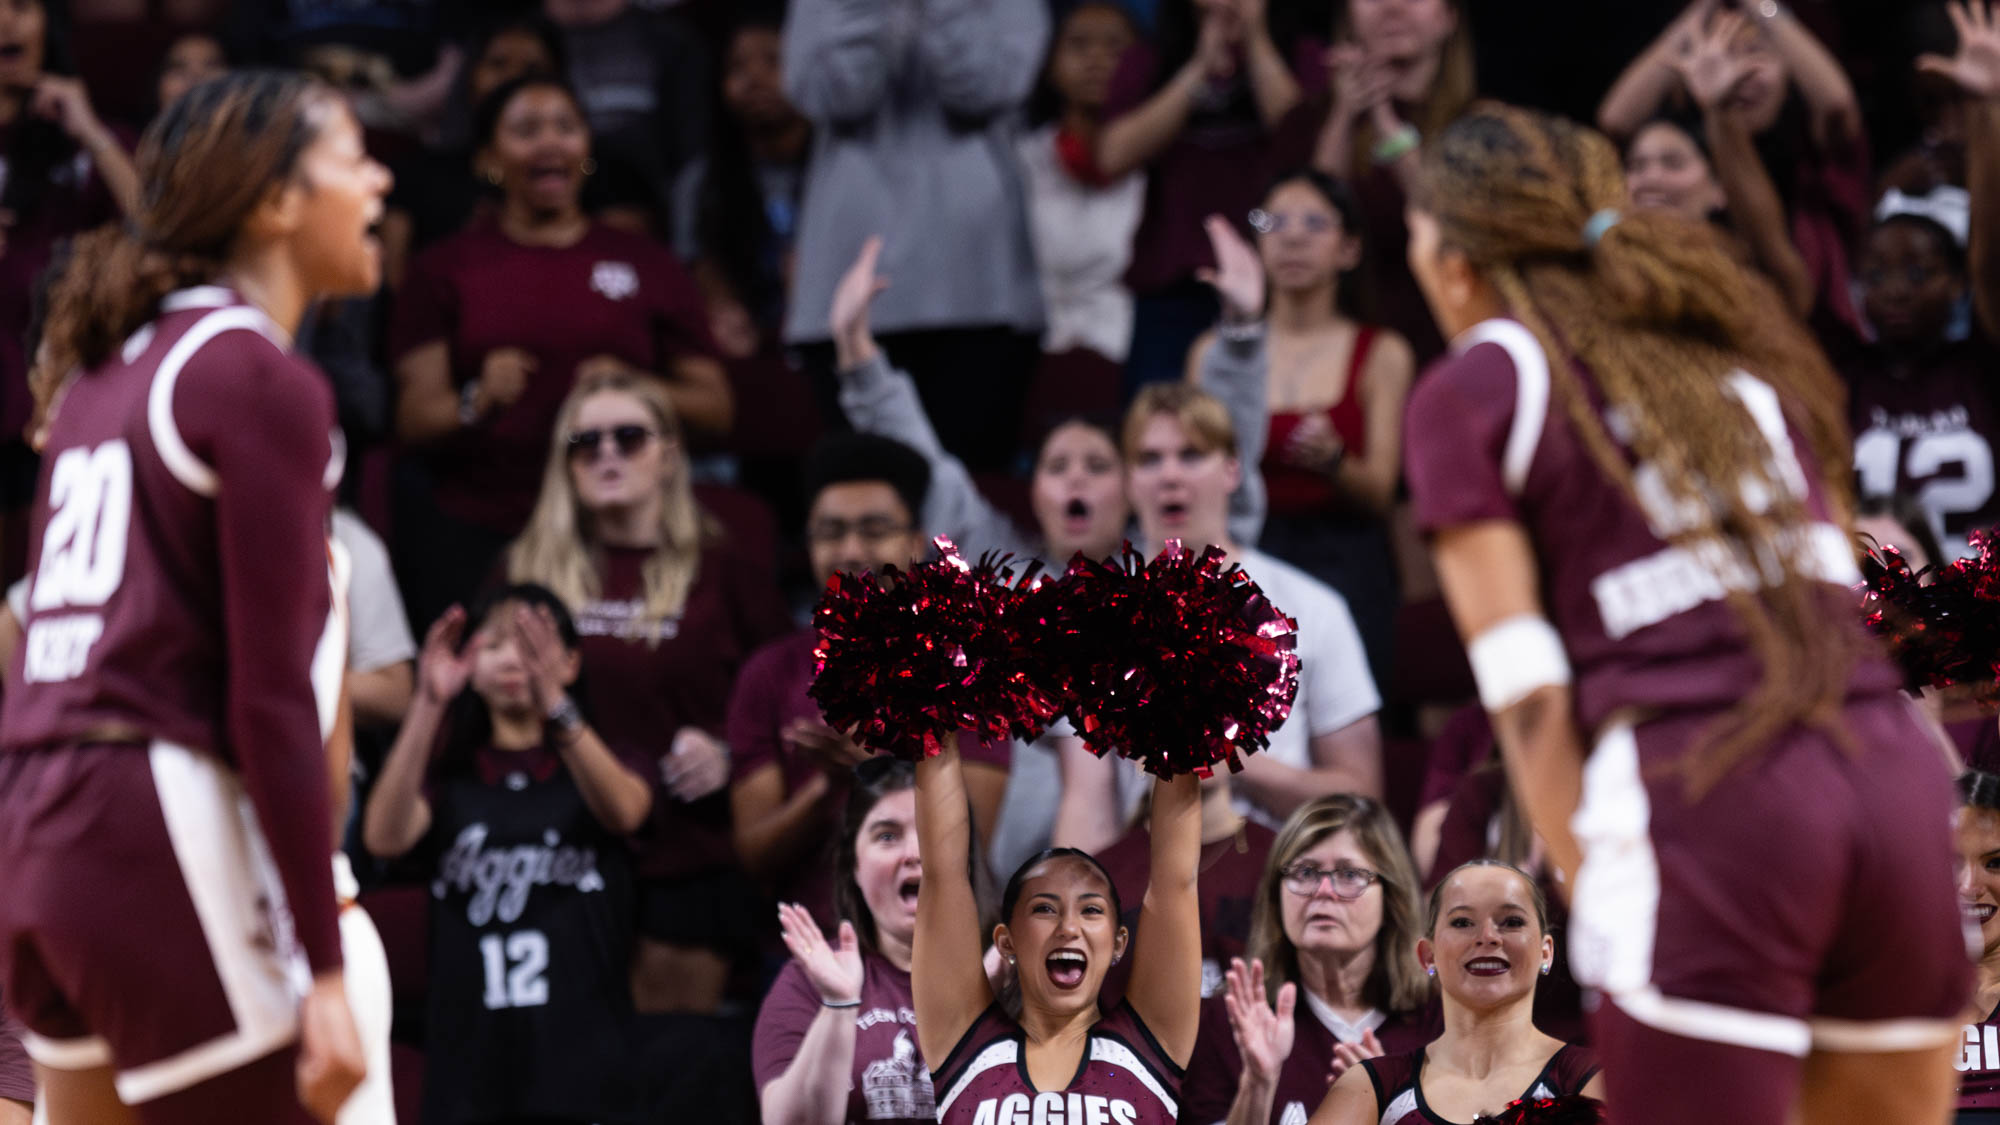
[506,372,714,638]
[1245,795,1429,1013]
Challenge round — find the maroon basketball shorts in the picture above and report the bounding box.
[0,742,310,1106]
[1569,695,1971,1068]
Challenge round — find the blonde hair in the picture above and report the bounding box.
[1121,383,1237,462]
[506,372,714,638]
[1245,795,1429,1013]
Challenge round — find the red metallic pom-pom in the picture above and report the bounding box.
[810,537,1059,760]
[1859,529,2000,702]
[1472,1095,1607,1125]
[1029,540,1301,777]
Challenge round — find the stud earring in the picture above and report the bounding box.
[1006,955,1015,966]
[1425,966,1436,977]
[1540,963,1551,976]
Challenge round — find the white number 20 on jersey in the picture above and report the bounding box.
[31,440,134,612]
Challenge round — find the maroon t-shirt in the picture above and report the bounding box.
[1104,41,1319,297]
[389,218,717,533]
[575,542,789,879]
[0,285,341,970]
[1095,820,1276,1004]
[726,627,1012,923]
[933,1001,1184,1125]
[1837,329,2000,561]
[1181,990,1437,1125]
[1404,318,1900,734]
[753,955,936,1124]
[1362,1044,1598,1125]
[1961,999,2000,1108]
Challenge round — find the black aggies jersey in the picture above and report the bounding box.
[421,745,639,1125]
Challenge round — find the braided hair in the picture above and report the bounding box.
[1411,103,1857,797]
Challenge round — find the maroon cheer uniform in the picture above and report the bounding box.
[0,286,341,1112]
[1360,1043,1598,1125]
[1181,989,1437,1125]
[933,1002,1183,1125]
[1961,999,2000,1111]
[754,955,937,1124]
[1405,317,1969,1123]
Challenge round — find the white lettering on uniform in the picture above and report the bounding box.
[969,1095,1138,1125]
[22,613,104,682]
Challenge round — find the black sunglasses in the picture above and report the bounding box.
[565,424,658,460]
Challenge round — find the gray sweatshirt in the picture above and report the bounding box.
[782,0,1049,344]
[835,329,1272,562]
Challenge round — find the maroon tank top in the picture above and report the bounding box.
[1265,325,1376,516]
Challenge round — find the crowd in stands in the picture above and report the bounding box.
[3,0,2000,1122]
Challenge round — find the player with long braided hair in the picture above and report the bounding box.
[1401,102,1969,1125]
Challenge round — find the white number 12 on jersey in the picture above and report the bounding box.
[480,930,550,1009]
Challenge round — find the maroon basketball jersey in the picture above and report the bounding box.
[1362,1044,1599,1125]
[1840,332,2000,561]
[1405,318,1899,733]
[0,285,343,967]
[1958,1000,2000,1109]
[934,1002,1183,1125]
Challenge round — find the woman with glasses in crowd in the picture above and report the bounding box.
[1312,861,1601,1124]
[507,372,790,1016]
[1185,795,1435,1125]
[1184,171,1414,683]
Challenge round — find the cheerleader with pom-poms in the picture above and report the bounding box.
[812,537,1302,1123]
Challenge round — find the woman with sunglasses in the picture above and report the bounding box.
[505,372,791,1017]
[1184,795,1435,1125]
[1183,171,1414,684]
[1313,861,1602,1125]
[755,757,971,1125]
[389,73,733,631]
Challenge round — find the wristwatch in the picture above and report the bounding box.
[458,381,483,427]
[545,694,584,736]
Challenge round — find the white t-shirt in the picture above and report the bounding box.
[1232,547,1381,826]
[332,508,416,675]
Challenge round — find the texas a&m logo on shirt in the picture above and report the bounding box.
[591,261,639,301]
[965,1093,1141,1125]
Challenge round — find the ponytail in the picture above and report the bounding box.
[34,70,332,423]
[1413,103,1858,797]
[35,228,219,415]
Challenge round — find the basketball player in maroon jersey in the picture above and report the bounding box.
[0,71,390,1124]
[1401,103,1969,1125]
[916,742,1202,1125]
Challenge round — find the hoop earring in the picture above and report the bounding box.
[581,157,597,177]
[483,167,502,187]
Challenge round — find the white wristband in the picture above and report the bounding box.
[1467,615,1572,713]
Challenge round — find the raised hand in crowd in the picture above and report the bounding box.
[785,718,873,775]
[1224,957,1297,1101]
[511,603,576,714]
[417,606,474,706]
[1670,10,1755,112]
[664,726,732,803]
[1921,0,2000,100]
[777,903,864,1005]
[1326,43,1396,132]
[830,235,890,371]
[25,73,138,215]
[1328,1028,1385,1087]
[1195,214,1266,324]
